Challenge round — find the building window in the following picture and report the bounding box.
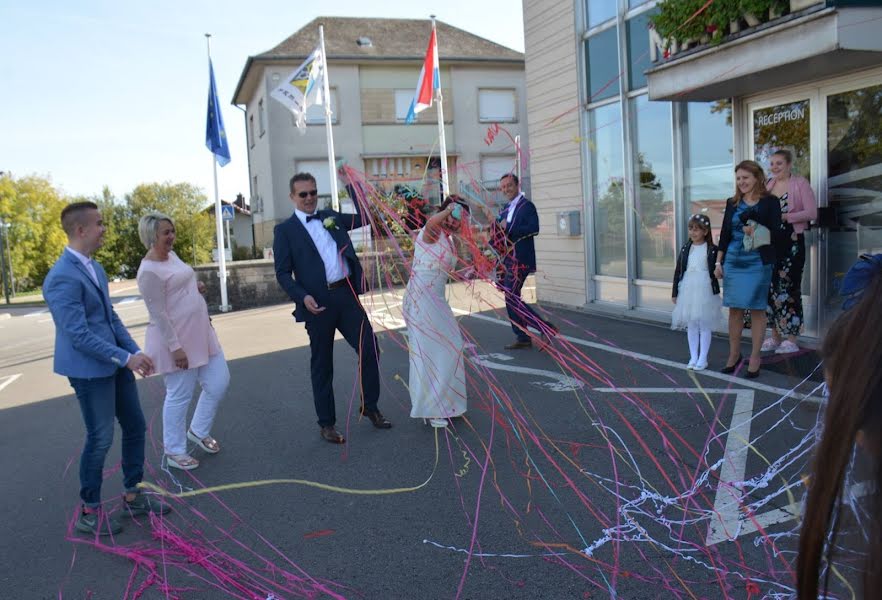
[258,98,266,136]
[586,0,616,28]
[480,155,517,187]
[249,115,255,148]
[252,175,260,213]
[629,0,650,7]
[626,8,658,90]
[394,89,415,122]
[304,88,339,125]
[684,100,733,244]
[478,89,517,123]
[631,95,675,282]
[296,159,333,208]
[591,102,626,277]
[585,27,620,103]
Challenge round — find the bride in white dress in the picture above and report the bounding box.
[403,197,470,428]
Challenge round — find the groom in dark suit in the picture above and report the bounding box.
[494,173,558,350]
[273,172,391,444]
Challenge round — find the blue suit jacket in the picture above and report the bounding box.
[273,205,368,323]
[43,250,140,378]
[498,195,539,273]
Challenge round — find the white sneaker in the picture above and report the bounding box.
[694,362,708,371]
[686,359,697,370]
[429,418,448,428]
[760,337,780,352]
[775,340,800,354]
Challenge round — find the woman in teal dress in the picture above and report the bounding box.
[714,160,782,378]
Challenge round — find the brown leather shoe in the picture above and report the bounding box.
[319,426,345,444]
[505,340,533,350]
[362,409,392,429]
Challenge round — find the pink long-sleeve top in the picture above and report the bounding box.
[766,174,817,234]
[136,252,221,375]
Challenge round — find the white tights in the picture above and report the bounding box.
[687,323,712,366]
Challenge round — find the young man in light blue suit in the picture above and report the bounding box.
[44,201,169,535]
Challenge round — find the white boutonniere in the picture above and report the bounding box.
[323,217,337,231]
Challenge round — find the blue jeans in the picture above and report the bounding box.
[69,369,146,508]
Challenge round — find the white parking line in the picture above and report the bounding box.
[0,373,22,393]
[24,310,49,318]
[460,311,822,402]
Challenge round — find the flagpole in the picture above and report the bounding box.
[318,25,340,212]
[206,33,230,312]
[430,16,450,200]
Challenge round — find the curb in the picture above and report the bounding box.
[0,313,10,321]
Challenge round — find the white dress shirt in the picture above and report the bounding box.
[66,246,99,286]
[505,193,523,224]
[295,209,349,283]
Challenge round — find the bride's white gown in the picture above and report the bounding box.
[402,229,467,419]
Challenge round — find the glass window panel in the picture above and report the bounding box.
[587,0,617,28]
[481,155,517,185]
[585,28,620,103]
[394,89,413,121]
[627,8,658,90]
[304,88,338,125]
[629,0,650,7]
[591,103,626,277]
[479,89,517,122]
[753,99,811,181]
[684,100,733,244]
[826,82,882,314]
[632,95,675,281]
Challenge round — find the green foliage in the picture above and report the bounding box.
[0,174,68,290]
[0,175,221,288]
[651,0,790,50]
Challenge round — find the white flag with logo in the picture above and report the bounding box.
[270,46,325,132]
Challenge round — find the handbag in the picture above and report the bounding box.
[743,219,771,252]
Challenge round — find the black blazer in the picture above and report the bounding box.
[672,240,720,298]
[493,195,539,273]
[272,203,367,322]
[717,194,782,265]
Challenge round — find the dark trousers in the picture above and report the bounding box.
[69,368,146,508]
[304,287,380,427]
[501,263,548,342]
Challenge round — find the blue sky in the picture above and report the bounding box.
[0,0,524,205]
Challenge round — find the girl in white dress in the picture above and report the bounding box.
[403,196,470,428]
[671,214,722,370]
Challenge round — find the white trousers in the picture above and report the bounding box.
[162,352,229,456]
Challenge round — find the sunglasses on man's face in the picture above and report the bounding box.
[297,190,319,198]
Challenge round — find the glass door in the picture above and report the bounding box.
[823,81,882,324]
[748,96,819,337]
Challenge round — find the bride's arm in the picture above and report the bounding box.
[422,204,455,244]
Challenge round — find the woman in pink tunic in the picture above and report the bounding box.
[136,213,229,470]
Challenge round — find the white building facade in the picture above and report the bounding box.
[233,17,528,250]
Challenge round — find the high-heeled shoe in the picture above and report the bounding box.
[745,358,761,379]
[720,354,743,374]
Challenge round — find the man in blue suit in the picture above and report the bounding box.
[494,173,558,349]
[273,172,392,444]
[44,201,169,535]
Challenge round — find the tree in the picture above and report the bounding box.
[91,186,137,280]
[123,182,216,271]
[0,174,68,291]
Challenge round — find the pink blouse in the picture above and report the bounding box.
[766,174,817,234]
[137,252,221,375]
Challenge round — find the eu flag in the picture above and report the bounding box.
[206,59,231,166]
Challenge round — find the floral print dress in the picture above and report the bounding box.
[766,192,806,336]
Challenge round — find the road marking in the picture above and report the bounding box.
[594,387,754,546]
[470,354,584,392]
[0,373,22,393]
[24,310,49,318]
[462,312,822,402]
[116,297,138,305]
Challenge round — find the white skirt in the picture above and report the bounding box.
[671,272,722,330]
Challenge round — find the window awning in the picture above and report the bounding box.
[646,7,882,102]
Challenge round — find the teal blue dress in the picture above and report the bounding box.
[723,201,773,310]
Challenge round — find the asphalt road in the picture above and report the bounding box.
[0,281,831,599]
